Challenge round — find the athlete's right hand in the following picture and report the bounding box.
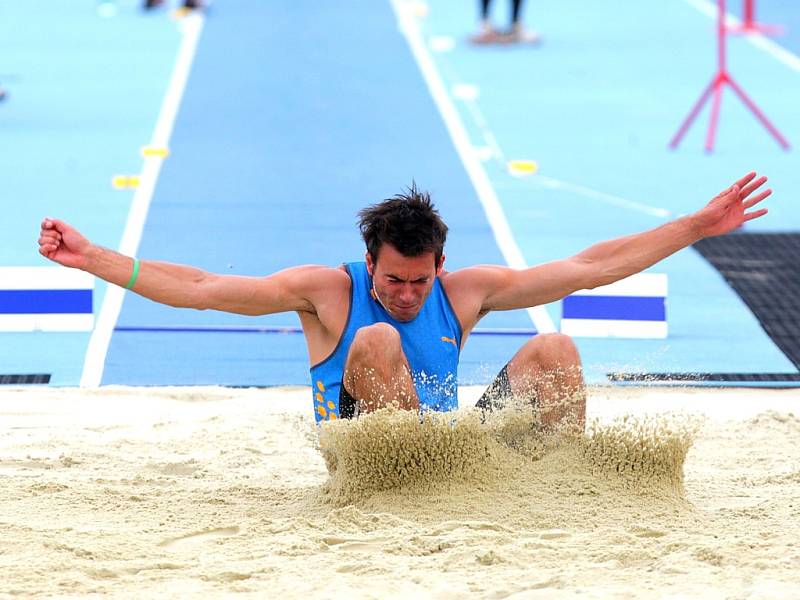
[38,218,91,269]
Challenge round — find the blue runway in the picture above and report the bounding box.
[2,0,800,394]
[0,1,179,384]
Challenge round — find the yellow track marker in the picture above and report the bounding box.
[111,175,140,190]
[141,145,170,158]
[408,1,429,17]
[507,160,538,177]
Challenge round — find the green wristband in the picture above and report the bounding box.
[125,258,140,290]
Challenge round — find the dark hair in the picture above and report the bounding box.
[358,183,448,265]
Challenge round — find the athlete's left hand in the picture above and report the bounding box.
[692,172,771,238]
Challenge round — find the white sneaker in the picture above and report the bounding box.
[470,21,503,44]
[504,24,541,44]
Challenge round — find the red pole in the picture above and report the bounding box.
[728,0,784,36]
[742,0,754,28]
[706,0,726,152]
[668,79,716,149]
[718,0,726,72]
[669,0,790,151]
[727,78,791,149]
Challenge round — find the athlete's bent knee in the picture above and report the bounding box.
[351,323,401,352]
[538,333,579,357]
[349,323,404,368]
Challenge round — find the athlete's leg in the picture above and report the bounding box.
[475,363,514,413]
[509,333,585,429]
[478,333,585,430]
[343,323,419,414]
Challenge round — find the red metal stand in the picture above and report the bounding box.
[669,0,789,152]
[727,0,784,36]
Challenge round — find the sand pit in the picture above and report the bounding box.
[1,385,799,598]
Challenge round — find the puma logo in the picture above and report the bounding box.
[441,336,457,347]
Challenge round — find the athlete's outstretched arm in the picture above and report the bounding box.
[38,218,320,316]
[458,172,771,314]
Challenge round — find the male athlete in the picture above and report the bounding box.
[38,172,770,428]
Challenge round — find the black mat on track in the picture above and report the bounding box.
[0,374,51,385]
[608,372,800,383]
[693,232,800,371]
[606,232,800,384]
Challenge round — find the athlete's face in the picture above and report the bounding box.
[366,244,444,322]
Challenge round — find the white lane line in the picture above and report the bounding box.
[683,0,800,73]
[532,177,673,219]
[390,0,556,333]
[459,95,507,163]
[464,103,505,162]
[430,35,455,52]
[80,14,205,388]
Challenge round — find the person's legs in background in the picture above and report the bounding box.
[470,0,540,45]
[470,0,503,44]
[507,0,540,43]
[143,0,205,11]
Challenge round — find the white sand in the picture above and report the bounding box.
[1,385,799,598]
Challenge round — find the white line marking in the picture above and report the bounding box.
[474,145,494,162]
[459,96,506,162]
[80,14,205,388]
[533,176,673,218]
[683,0,800,73]
[452,83,479,100]
[390,0,556,333]
[430,35,455,53]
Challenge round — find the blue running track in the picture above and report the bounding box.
[2,0,800,393]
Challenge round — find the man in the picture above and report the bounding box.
[38,173,770,428]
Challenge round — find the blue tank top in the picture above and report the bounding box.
[309,262,462,423]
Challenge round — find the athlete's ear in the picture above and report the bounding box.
[365,250,374,276]
[436,254,445,275]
